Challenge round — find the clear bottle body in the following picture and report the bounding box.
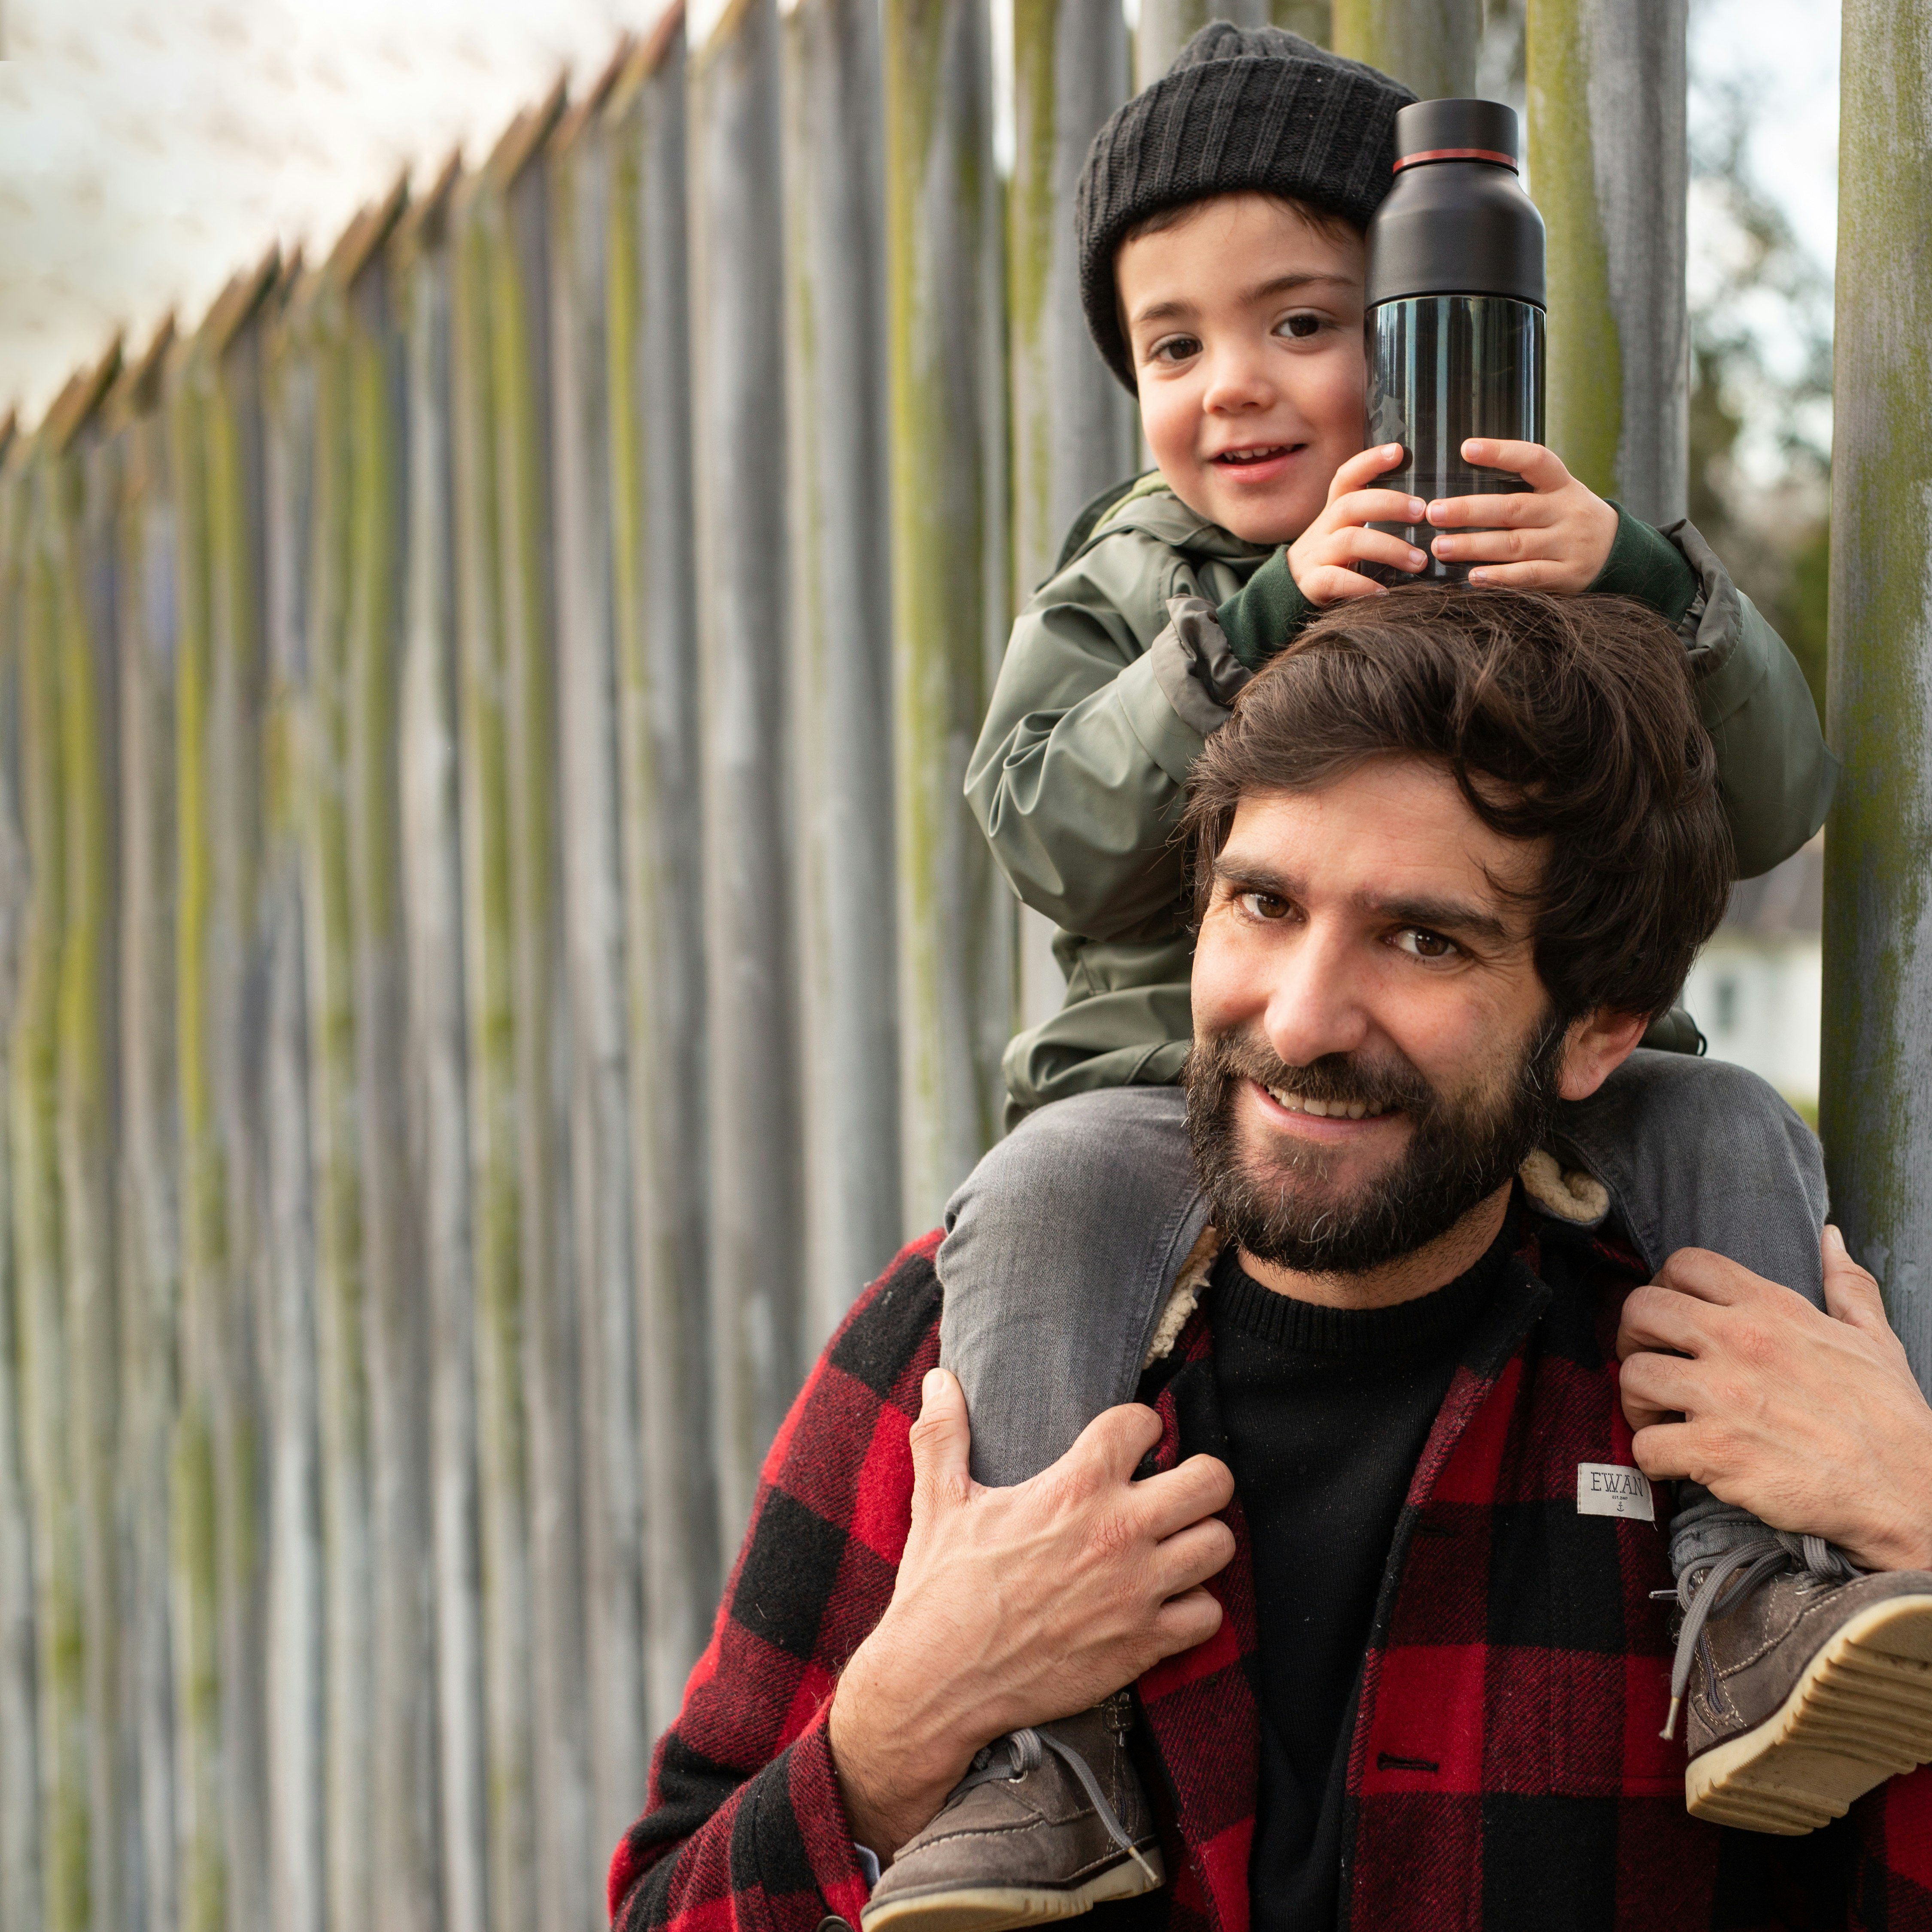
[1364,294,1546,584]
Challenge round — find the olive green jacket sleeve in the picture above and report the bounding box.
[963,488,1271,941]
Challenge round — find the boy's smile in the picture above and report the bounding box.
[1117,192,1367,547]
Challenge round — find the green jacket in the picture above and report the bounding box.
[966,481,1839,1116]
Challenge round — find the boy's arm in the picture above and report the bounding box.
[966,530,1213,940]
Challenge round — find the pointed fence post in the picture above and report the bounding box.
[782,0,902,1343]
[604,16,721,1732]
[1821,0,1932,1389]
[1331,0,1478,97]
[1525,0,1688,525]
[884,0,1013,1230]
[689,0,805,1543]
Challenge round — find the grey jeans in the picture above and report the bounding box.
[937,1051,1829,1579]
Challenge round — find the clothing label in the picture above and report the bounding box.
[1575,1463,1655,1522]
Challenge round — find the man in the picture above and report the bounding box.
[608,587,1932,1932]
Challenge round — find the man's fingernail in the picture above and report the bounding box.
[923,1368,945,1402]
[1825,1224,1847,1256]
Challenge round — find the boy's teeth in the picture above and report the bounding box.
[1265,1084,1386,1121]
[1221,445,1288,464]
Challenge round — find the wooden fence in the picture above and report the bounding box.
[0,3,1725,1930]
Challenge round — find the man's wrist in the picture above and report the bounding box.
[827,1647,982,1858]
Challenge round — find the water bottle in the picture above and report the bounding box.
[1364,98,1546,582]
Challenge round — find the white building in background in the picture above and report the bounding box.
[1682,833,1823,1110]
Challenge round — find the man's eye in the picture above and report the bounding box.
[1276,313,1324,340]
[1149,333,1202,364]
[1239,891,1291,921]
[1395,928,1457,960]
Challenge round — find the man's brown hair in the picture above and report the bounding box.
[1182,585,1734,1023]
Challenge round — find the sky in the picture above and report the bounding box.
[0,0,1843,430]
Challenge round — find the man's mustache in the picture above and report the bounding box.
[1194,1028,1438,1124]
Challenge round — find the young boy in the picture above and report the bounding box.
[860,26,1889,1932]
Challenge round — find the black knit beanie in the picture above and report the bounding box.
[1076,23,1415,391]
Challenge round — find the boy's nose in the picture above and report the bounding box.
[1200,346,1275,414]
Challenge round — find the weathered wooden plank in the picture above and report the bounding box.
[0,447,42,1932]
[450,158,537,1932]
[13,447,82,1932]
[884,0,1013,1229]
[194,265,279,1932]
[548,63,650,1874]
[1331,0,1479,96]
[486,99,596,1932]
[109,331,183,1932]
[603,15,721,1733]
[781,0,902,1343]
[1133,0,1279,97]
[258,295,323,1932]
[687,0,805,1544]
[1821,0,1932,1388]
[395,164,489,1932]
[68,414,128,1932]
[1526,0,1688,525]
[296,259,378,1932]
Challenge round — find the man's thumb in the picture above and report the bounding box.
[908,1367,974,1504]
[1822,1223,1891,1334]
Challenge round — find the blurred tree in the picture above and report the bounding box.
[1685,58,1833,720]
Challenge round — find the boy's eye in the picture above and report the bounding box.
[1394,927,1457,960]
[1275,312,1325,340]
[1148,333,1202,365]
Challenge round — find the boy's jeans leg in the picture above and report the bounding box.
[938,1085,1204,1488]
[1552,1049,1829,1578]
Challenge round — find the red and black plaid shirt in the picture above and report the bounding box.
[609,1212,1932,1932]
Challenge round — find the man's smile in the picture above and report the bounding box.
[1250,1077,1406,1142]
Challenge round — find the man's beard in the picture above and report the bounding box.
[1183,1014,1567,1276]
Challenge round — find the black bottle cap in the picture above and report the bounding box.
[1392,99,1520,170]
[1365,97,1544,308]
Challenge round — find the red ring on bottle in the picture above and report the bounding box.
[1392,147,1519,172]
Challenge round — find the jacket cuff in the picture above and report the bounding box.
[1587,503,1701,624]
[1148,596,1254,737]
[1215,547,1312,670]
[1116,650,1212,787]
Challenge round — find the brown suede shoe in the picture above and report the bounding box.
[1670,1535,1932,1834]
[859,1696,1163,1932]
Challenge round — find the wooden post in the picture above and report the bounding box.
[0,434,43,1932]
[1821,0,1932,1388]
[258,289,325,1932]
[781,0,902,1343]
[1331,0,1478,97]
[549,55,651,1876]
[450,156,538,1932]
[1526,0,1688,526]
[884,0,1013,1230]
[688,0,805,1542]
[395,163,491,1932]
[604,15,722,1730]
[1134,0,1293,95]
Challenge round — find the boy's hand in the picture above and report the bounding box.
[1286,444,1430,606]
[1427,439,1619,589]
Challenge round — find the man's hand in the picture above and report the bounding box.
[1285,444,1429,605]
[827,1368,1234,1860]
[1425,439,1618,590]
[1617,1226,1932,1573]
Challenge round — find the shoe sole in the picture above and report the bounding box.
[859,1846,1165,1932]
[1686,1592,1932,1835]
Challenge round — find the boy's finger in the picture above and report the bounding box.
[1333,488,1428,529]
[1332,526,1429,574]
[1461,438,1569,489]
[1329,442,1407,497]
[1299,564,1390,605]
[1425,490,1550,530]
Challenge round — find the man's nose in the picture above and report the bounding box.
[1259,924,1372,1066]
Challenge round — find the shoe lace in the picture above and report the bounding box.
[1653,1531,1861,1742]
[953,1727,1159,1886]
